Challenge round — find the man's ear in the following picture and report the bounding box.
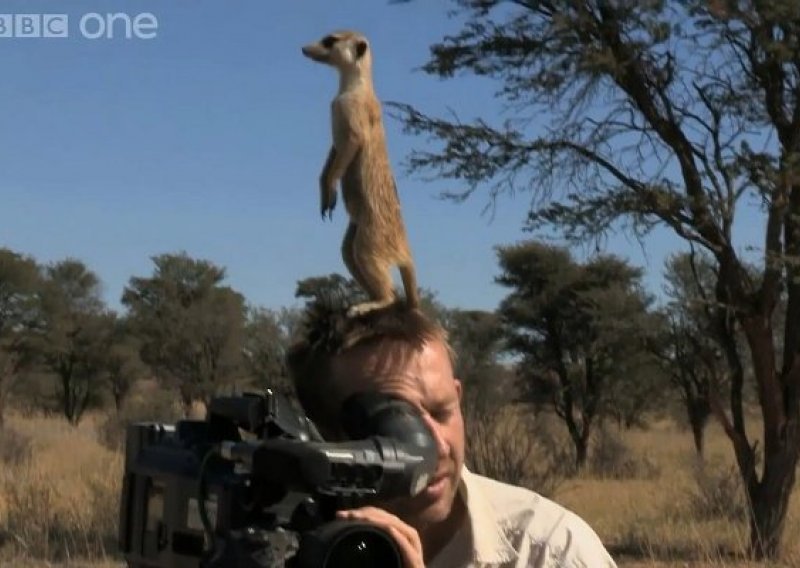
[454,378,462,402]
[356,40,368,59]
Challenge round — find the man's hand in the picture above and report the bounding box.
[336,507,424,568]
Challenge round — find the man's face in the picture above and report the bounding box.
[329,338,465,529]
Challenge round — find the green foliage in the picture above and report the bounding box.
[650,252,727,455]
[496,240,657,468]
[37,259,110,425]
[445,309,504,377]
[122,252,247,410]
[242,306,293,396]
[442,308,512,407]
[604,353,670,429]
[102,314,148,411]
[0,248,42,427]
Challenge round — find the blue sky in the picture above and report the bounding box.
[0,1,763,313]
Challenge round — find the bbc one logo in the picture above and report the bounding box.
[0,13,158,39]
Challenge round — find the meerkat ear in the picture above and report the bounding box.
[355,40,368,59]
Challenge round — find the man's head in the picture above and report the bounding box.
[286,302,465,530]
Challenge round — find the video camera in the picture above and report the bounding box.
[118,389,438,568]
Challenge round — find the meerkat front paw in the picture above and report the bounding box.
[320,179,337,220]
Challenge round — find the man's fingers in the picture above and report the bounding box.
[386,525,423,568]
[344,507,420,549]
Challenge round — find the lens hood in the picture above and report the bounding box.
[291,518,402,568]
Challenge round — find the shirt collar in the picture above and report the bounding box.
[458,465,518,565]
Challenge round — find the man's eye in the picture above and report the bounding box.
[321,36,337,49]
[431,408,452,422]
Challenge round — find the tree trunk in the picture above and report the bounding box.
[0,377,8,428]
[738,318,800,560]
[0,377,7,429]
[690,415,705,457]
[561,403,591,472]
[687,399,710,458]
[748,443,799,559]
[71,381,91,426]
[574,434,588,471]
[572,412,593,471]
[61,370,74,424]
[114,389,124,413]
[0,358,23,430]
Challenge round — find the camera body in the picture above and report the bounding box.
[118,389,438,568]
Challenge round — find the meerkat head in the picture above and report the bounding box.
[302,30,372,73]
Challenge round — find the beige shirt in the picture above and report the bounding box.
[429,467,617,568]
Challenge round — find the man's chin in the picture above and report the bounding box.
[376,470,461,525]
[414,499,453,525]
[396,481,457,525]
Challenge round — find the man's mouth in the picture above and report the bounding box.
[422,471,451,499]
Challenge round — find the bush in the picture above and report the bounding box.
[589,426,659,480]
[0,427,32,466]
[464,402,570,497]
[688,461,749,521]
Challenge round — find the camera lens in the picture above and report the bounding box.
[325,529,400,567]
[294,519,402,568]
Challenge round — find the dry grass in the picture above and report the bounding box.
[0,409,798,566]
[554,417,800,567]
[0,413,122,566]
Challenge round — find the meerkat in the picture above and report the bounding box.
[302,30,420,316]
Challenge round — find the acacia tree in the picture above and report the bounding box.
[0,249,41,427]
[102,314,147,412]
[656,312,717,456]
[443,308,508,406]
[650,251,745,457]
[496,241,652,470]
[122,253,246,411]
[243,306,293,396]
[391,1,800,557]
[38,259,110,425]
[603,349,668,430]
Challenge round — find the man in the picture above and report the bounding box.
[286,302,616,567]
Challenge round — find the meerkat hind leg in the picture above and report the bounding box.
[342,223,367,289]
[347,297,397,317]
[346,247,396,318]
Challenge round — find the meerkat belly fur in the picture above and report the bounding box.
[302,30,420,316]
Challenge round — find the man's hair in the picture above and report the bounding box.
[286,298,450,433]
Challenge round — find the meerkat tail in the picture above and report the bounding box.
[399,262,419,309]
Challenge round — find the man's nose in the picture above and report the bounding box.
[423,414,449,458]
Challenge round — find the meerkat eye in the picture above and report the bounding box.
[321,35,337,49]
